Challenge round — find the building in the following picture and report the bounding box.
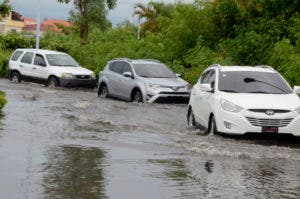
[0,11,24,34]
[0,11,71,36]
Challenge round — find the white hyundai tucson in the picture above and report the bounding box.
[187,64,300,136]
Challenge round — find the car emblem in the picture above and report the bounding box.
[172,87,178,91]
[265,110,275,115]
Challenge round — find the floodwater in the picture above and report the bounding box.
[0,78,299,199]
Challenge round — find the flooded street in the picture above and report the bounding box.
[0,78,299,199]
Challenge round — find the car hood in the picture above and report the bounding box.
[221,93,300,110]
[141,77,189,87]
[50,66,93,75]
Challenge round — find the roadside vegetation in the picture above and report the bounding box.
[0,0,299,85]
[0,90,7,110]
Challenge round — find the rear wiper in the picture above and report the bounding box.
[220,89,238,93]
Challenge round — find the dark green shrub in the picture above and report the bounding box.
[0,91,7,111]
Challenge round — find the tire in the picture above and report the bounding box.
[98,84,109,98]
[187,108,196,128]
[10,72,21,83]
[132,90,143,103]
[209,116,218,134]
[48,77,59,88]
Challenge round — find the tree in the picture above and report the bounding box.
[133,2,174,33]
[58,0,117,44]
[0,0,11,20]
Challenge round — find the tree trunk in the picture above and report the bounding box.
[80,22,88,45]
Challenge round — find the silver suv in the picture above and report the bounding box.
[98,58,191,103]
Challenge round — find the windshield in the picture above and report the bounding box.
[218,71,292,94]
[46,54,79,67]
[133,63,176,78]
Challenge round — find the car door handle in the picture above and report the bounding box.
[32,67,36,70]
[19,65,23,67]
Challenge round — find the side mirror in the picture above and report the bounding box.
[294,86,300,94]
[199,83,212,92]
[175,73,181,78]
[123,72,133,79]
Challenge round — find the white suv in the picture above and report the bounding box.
[9,49,97,88]
[187,64,300,137]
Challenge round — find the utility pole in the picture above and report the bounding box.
[35,0,40,49]
[137,17,140,40]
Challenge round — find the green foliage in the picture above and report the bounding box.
[0,90,7,111]
[0,48,11,77]
[0,0,299,87]
[0,0,11,19]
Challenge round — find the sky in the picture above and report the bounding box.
[8,0,189,25]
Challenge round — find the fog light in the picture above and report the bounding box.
[224,121,231,129]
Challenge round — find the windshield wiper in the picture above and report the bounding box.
[244,78,289,94]
[220,89,238,93]
[248,91,271,94]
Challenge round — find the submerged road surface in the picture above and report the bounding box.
[0,79,299,199]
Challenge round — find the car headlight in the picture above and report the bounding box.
[220,99,242,113]
[295,107,300,114]
[61,73,75,79]
[184,84,192,90]
[91,73,96,79]
[147,83,160,90]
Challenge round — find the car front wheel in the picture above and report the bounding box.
[132,90,143,103]
[10,72,21,83]
[48,77,59,88]
[98,84,109,98]
[187,108,196,128]
[209,116,218,134]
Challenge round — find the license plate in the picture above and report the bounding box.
[262,126,278,133]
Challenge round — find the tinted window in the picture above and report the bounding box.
[34,54,46,66]
[109,61,123,74]
[133,63,176,78]
[46,54,79,67]
[218,71,292,94]
[11,51,24,61]
[20,52,34,64]
[121,62,132,74]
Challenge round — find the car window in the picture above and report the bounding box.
[200,70,211,84]
[20,52,34,64]
[121,62,132,74]
[11,50,24,61]
[34,54,47,67]
[132,63,176,78]
[109,61,123,74]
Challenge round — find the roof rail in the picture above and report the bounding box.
[139,59,161,63]
[255,65,275,71]
[112,58,132,62]
[210,64,222,69]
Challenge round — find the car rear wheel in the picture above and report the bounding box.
[132,90,143,103]
[10,72,21,83]
[187,108,196,128]
[48,77,59,88]
[98,84,109,98]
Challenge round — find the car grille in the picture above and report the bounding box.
[246,117,293,127]
[76,75,91,80]
[159,92,189,95]
[248,109,291,113]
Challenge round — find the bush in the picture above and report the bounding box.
[0,49,11,77]
[0,91,7,111]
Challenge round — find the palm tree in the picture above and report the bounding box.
[133,2,173,33]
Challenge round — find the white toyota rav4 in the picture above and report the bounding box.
[9,49,97,88]
[188,64,300,137]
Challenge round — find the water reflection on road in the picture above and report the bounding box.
[0,79,299,199]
